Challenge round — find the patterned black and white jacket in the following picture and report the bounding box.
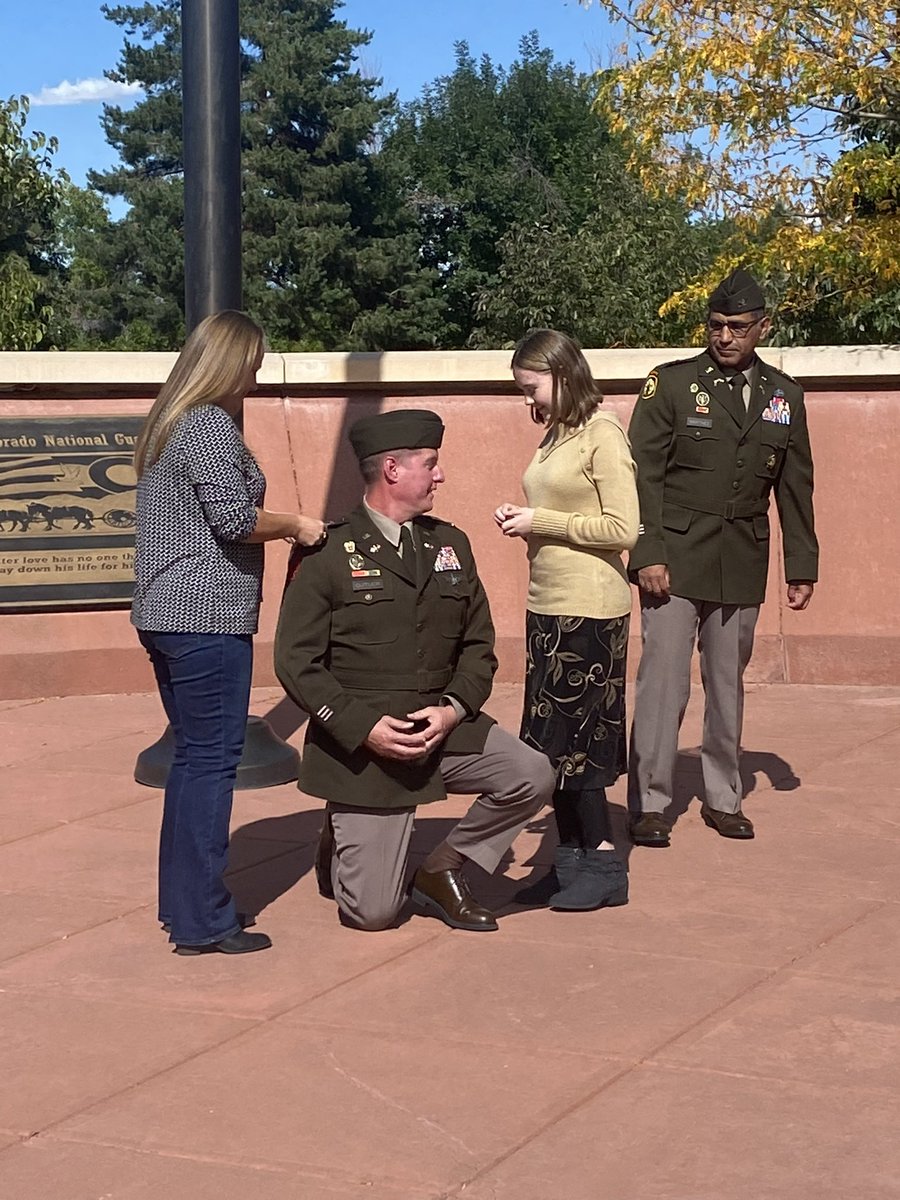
[131,404,266,634]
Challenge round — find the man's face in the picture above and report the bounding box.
[707,310,771,372]
[392,448,444,516]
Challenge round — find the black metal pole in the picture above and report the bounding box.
[135,2,300,790]
[182,0,242,331]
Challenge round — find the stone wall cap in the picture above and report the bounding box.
[0,346,897,389]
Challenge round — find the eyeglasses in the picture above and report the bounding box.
[707,317,765,338]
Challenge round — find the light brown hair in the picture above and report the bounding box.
[511,328,602,432]
[133,310,265,476]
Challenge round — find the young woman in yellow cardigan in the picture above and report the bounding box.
[494,329,639,910]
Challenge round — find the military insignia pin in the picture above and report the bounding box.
[348,554,365,569]
[343,541,355,553]
[369,543,381,554]
[690,384,699,393]
[696,390,710,413]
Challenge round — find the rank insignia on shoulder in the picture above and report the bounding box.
[641,373,658,400]
[434,545,462,571]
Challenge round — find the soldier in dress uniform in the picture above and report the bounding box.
[275,409,554,931]
[627,269,819,846]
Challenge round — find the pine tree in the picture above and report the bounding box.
[67,0,440,349]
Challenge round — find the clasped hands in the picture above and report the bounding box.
[364,705,461,761]
[493,502,534,538]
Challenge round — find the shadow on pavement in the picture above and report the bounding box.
[666,747,801,828]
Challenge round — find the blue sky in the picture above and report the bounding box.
[4,0,615,187]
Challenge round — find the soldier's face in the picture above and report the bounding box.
[707,310,770,371]
[394,448,444,516]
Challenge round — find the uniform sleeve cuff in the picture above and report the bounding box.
[441,694,468,720]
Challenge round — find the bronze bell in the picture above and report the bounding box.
[134,717,299,789]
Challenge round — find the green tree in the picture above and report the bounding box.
[65,0,440,349]
[0,96,66,350]
[383,35,717,347]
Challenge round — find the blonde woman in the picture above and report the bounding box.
[133,311,325,955]
[494,329,639,910]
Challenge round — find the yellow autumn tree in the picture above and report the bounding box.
[581,1,900,341]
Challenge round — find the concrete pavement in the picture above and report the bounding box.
[1,682,899,1199]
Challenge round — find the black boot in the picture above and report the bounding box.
[514,847,581,905]
[549,850,628,911]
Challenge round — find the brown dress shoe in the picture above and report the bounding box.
[701,806,755,839]
[630,812,671,847]
[315,815,335,899]
[410,868,499,931]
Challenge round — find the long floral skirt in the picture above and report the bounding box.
[519,611,629,790]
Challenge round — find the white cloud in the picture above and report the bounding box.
[29,78,143,107]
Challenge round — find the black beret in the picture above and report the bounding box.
[348,409,444,460]
[708,268,766,315]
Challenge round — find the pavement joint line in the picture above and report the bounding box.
[0,902,154,968]
[0,795,160,850]
[635,1058,900,1093]
[12,928,447,1143]
[21,1131,447,1195]
[438,895,890,1198]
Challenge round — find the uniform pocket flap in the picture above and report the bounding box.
[662,503,693,532]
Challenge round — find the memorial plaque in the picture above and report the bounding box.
[0,416,142,609]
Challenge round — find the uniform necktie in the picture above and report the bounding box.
[399,524,415,562]
[730,371,748,410]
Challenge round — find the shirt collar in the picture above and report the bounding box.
[363,499,413,549]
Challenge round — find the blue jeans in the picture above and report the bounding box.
[138,631,253,946]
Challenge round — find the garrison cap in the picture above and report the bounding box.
[348,409,444,460]
[708,268,766,315]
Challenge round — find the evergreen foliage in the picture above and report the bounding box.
[69,0,440,349]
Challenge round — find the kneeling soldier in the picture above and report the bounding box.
[275,409,554,931]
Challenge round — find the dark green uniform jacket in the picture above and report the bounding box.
[274,505,497,809]
[628,351,819,605]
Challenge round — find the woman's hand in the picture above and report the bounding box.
[286,513,328,547]
[494,503,534,538]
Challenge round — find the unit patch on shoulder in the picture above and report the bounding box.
[641,373,658,400]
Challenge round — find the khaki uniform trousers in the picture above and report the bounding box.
[327,724,555,930]
[627,594,759,816]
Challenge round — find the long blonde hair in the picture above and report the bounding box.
[134,310,265,476]
[511,328,602,433]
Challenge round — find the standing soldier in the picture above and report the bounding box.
[275,409,554,930]
[627,269,818,846]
